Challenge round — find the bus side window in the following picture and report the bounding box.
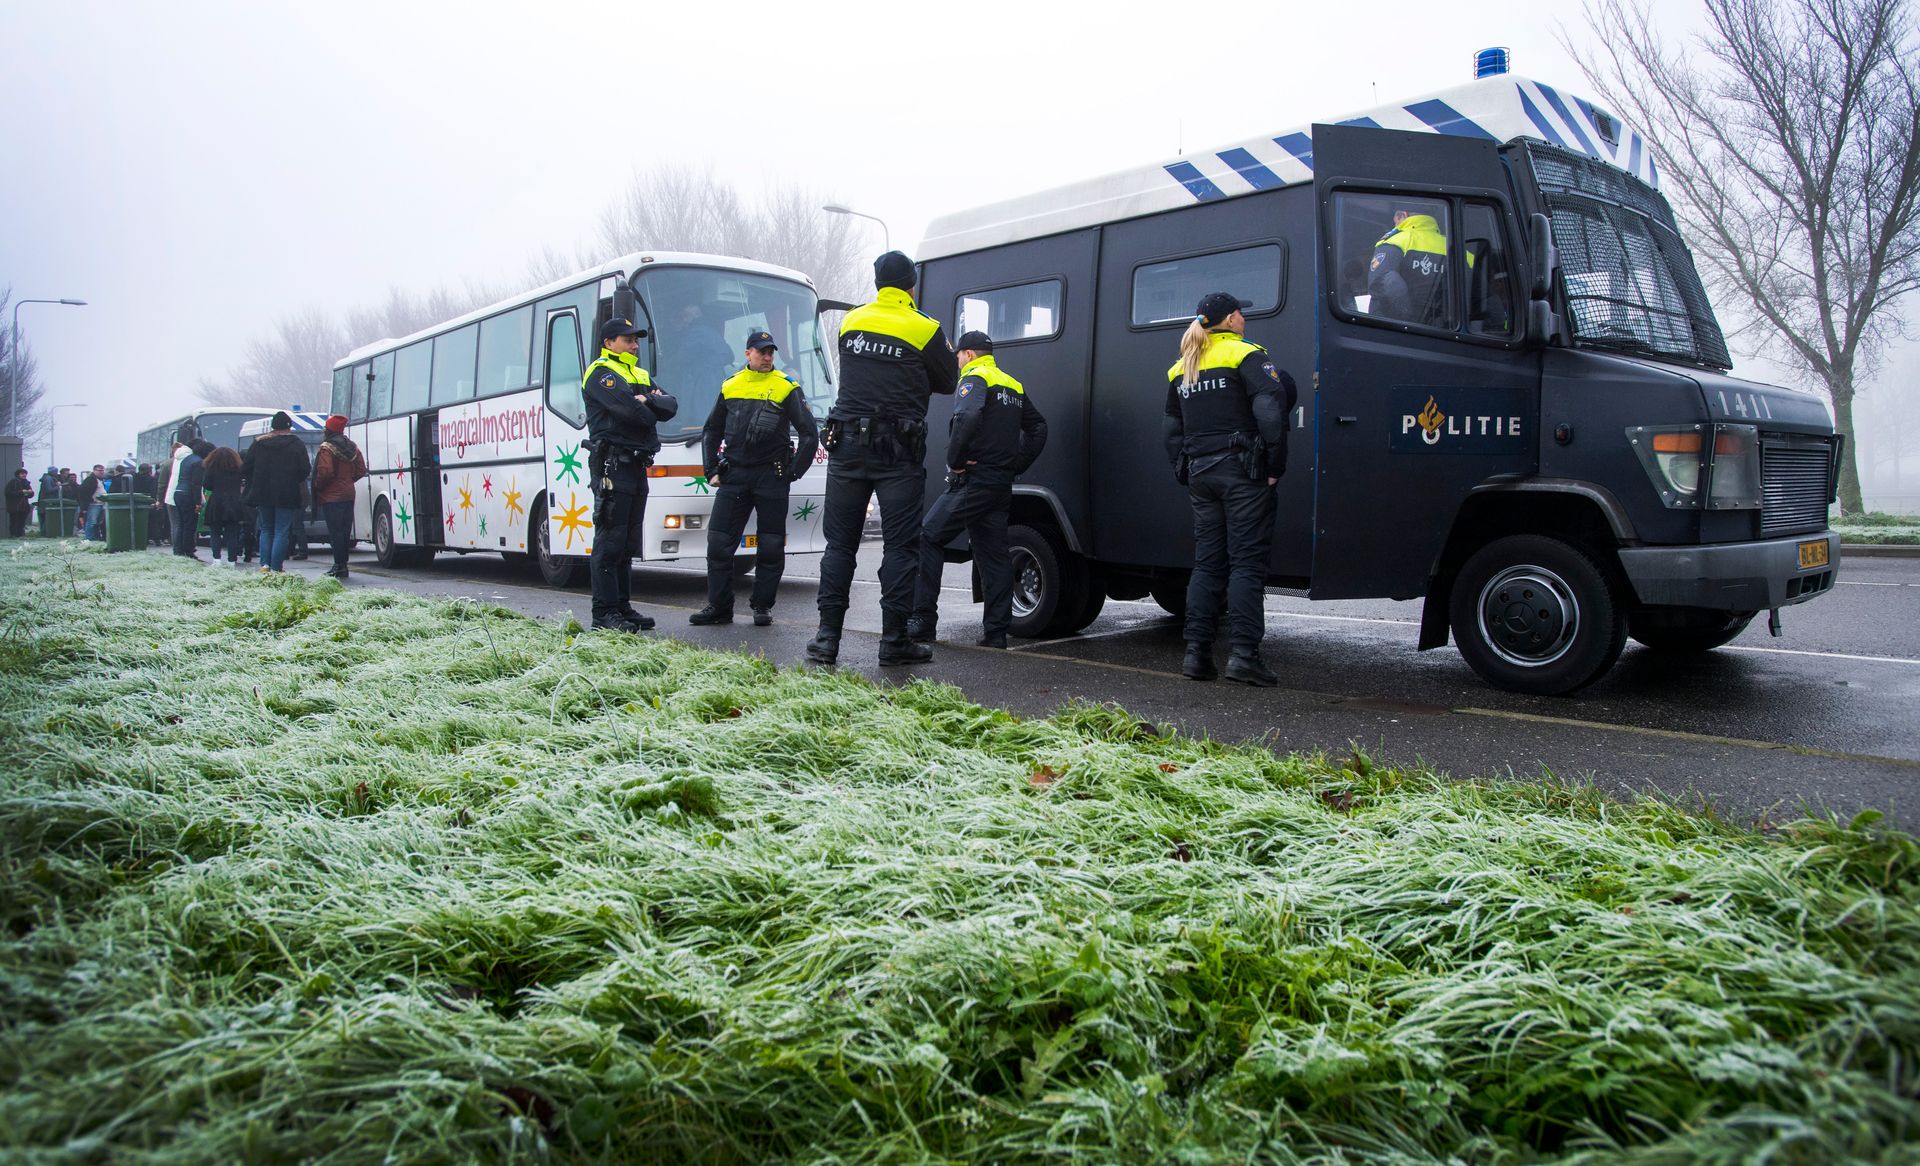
[1462,202,1515,338]
[546,313,586,428]
[350,362,371,421]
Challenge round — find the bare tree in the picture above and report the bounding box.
[595,165,866,301]
[1567,0,1920,512]
[0,289,51,448]
[196,306,345,409]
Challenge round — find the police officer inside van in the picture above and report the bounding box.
[1367,200,1450,324]
[908,330,1048,649]
[1165,291,1296,686]
[806,251,959,666]
[585,316,678,633]
[690,329,819,627]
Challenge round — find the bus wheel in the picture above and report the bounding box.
[1629,608,1756,653]
[533,498,587,589]
[374,501,432,569]
[1450,535,1626,695]
[1150,574,1189,619]
[1008,524,1086,639]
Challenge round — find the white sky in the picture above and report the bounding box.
[4,0,1912,492]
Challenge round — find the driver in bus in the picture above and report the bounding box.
[583,317,678,633]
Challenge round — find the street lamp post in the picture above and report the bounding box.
[50,403,87,472]
[9,297,88,436]
[821,204,891,253]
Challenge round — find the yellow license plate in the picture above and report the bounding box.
[1797,539,1829,570]
[741,534,757,548]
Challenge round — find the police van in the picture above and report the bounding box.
[914,68,1841,695]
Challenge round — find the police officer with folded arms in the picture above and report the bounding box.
[807,251,959,666]
[1166,291,1296,686]
[690,329,819,627]
[584,316,678,633]
[908,330,1047,649]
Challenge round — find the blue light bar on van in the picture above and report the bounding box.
[1475,47,1511,78]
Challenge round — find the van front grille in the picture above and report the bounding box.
[1760,437,1833,537]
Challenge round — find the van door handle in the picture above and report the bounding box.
[1336,415,1359,424]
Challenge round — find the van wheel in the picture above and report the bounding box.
[1629,608,1756,653]
[1150,574,1189,619]
[1008,524,1087,638]
[1450,535,1626,695]
[533,497,587,588]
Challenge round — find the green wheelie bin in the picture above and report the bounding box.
[38,498,78,538]
[103,493,153,552]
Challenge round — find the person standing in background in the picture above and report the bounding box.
[5,469,31,538]
[311,415,366,580]
[200,447,247,566]
[241,411,312,574]
[170,444,206,558]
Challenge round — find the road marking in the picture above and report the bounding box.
[1458,707,1920,770]
[1838,580,1908,587]
[1725,645,1920,666]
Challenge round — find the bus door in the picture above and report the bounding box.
[540,307,592,558]
[415,413,445,545]
[1310,124,1540,600]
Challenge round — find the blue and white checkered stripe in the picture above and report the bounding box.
[285,411,326,430]
[1162,80,1659,202]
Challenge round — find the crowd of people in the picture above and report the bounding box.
[5,411,366,578]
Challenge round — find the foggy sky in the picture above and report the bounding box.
[6,0,1909,488]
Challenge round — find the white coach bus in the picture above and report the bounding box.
[330,254,836,586]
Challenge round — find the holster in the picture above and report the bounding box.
[1230,433,1268,481]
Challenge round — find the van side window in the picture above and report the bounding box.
[1335,193,1456,329]
[955,279,1063,343]
[1461,202,1514,338]
[1131,246,1283,327]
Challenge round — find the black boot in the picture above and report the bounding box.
[1182,644,1218,681]
[906,615,937,643]
[805,613,844,664]
[591,613,640,634]
[752,607,773,627]
[621,608,656,630]
[976,632,1009,649]
[1224,649,1278,687]
[689,604,734,625]
[878,614,932,666]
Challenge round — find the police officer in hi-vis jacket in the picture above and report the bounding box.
[1165,291,1296,687]
[584,316,678,633]
[689,329,819,627]
[908,330,1047,649]
[806,251,959,666]
[1368,200,1451,323]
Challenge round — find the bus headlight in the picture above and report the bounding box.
[1626,424,1761,510]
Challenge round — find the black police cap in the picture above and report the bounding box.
[1195,292,1253,326]
[745,330,778,351]
[874,251,916,290]
[956,330,994,353]
[600,317,644,343]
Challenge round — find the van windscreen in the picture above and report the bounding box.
[1526,144,1731,370]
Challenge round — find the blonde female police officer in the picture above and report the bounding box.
[1165,291,1296,686]
[689,329,819,627]
[584,316,678,632]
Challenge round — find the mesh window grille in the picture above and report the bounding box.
[1527,146,1731,369]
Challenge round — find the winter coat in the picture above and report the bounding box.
[171,454,204,503]
[5,477,30,514]
[241,432,311,510]
[312,435,366,504]
[202,464,247,526]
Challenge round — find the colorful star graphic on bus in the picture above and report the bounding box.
[482,474,493,498]
[503,480,525,522]
[446,512,456,532]
[395,465,407,485]
[478,516,487,538]
[397,503,411,536]
[555,492,592,550]
[554,443,584,485]
[690,475,711,495]
[457,481,474,515]
[792,498,818,522]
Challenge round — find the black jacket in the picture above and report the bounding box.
[946,356,1047,485]
[172,454,204,502]
[5,477,29,513]
[831,287,958,422]
[202,464,247,525]
[241,432,311,509]
[1164,332,1296,477]
[701,367,820,480]
[583,350,678,458]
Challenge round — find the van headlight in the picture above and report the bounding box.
[1626,423,1761,510]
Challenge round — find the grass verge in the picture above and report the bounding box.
[2,541,1916,1164]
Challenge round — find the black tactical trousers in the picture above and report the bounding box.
[914,478,1013,637]
[817,440,925,620]
[1184,463,1276,651]
[705,461,788,611]
[590,467,649,619]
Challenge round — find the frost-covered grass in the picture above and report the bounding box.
[2,541,1917,1164]
[1836,512,1920,545]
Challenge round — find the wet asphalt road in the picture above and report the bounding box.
[281,545,1920,832]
